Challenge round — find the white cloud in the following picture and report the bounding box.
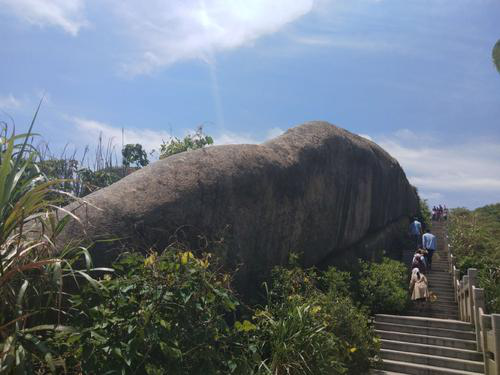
[374,131,500,207]
[0,0,87,35]
[114,0,314,74]
[214,131,260,145]
[71,117,171,153]
[292,34,397,52]
[0,94,22,110]
[214,127,284,145]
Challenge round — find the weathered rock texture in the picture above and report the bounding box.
[61,122,418,290]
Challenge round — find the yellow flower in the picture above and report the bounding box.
[311,306,322,315]
[144,253,157,267]
[180,251,194,265]
[349,347,357,353]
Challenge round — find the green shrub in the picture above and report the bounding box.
[449,206,500,312]
[54,250,256,374]
[358,258,409,315]
[252,265,378,375]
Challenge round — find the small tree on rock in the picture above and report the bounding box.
[159,126,213,159]
[122,143,149,167]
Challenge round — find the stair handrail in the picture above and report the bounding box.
[446,227,500,375]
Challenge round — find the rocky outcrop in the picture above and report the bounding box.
[61,122,418,290]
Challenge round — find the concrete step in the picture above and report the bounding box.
[370,370,409,375]
[380,339,483,361]
[427,274,453,280]
[375,315,473,332]
[375,330,477,350]
[407,301,458,311]
[404,312,459,320]
[381,349,484,373]
[428,287,455,295]
[380,358,484,375]
[405,308,459,319]
[375,322,475,340]
[427,279,453,286]
[425,294,455,301]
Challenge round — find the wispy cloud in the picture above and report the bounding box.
[71,117,171,153]
[71,115,285,151]
[292,34,398,52]
[0,0,87,35]
[370,129,500,207]
[0,93,22,110]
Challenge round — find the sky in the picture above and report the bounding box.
[1,0,499,209]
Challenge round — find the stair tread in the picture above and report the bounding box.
[375,315,472,330]
[381,359,484,375]
[375,330,477,345]
[381,348,484,367]
[375,322,475,339]
[380,339,482,356]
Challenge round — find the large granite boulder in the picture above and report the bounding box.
[61,121,418,291]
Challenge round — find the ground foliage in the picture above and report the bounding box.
[47,252,383,375]
[356,258,409,315]
[449,204,500,313]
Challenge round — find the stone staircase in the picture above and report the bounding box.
[371,221,485,374]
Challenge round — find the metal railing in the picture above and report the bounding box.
[447,233,500,375]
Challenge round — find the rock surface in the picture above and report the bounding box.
[61,121,418,290]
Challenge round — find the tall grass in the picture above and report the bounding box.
[0,109,108,373]
[36,131,124,198]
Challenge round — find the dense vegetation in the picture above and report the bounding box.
[448,204,500,313]
[0,122,411,374]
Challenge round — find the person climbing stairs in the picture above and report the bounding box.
[371,221,485,374]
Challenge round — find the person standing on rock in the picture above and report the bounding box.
[422,229,437,270]
[408,217,422,250]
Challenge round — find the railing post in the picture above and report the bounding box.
[459,279,464,320]
[463,276,469,321]
[468,269,478,325]
[492,314,500,375]
[454,268,460,302]
[473,287,485,350]
[482,314,492,375]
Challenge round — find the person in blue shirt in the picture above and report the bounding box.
[422,229,437,270]
[408,217,422,250]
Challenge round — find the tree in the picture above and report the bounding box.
[493,40,500,74]
[159,126,214,159]
[122,143,149,167]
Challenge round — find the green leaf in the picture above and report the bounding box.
[493,40,500,74]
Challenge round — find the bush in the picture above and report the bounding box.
[358,258,409,315]
[251,264,379,375]
[54,250,256,374]
[449,206,500,312]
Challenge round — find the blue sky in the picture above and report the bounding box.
[1,0,499,209]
